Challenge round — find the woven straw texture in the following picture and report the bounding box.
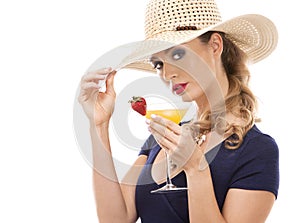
[145,0,221,39]
[124,0,278,72]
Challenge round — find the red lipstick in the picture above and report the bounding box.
[173,83,188,95]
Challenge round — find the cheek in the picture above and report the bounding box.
[191,83,205,96]
[197,51,216,74]
[184,82,205,100]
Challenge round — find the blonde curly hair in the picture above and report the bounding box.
[194,31,258,149]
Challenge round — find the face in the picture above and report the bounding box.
[150,37,220,105]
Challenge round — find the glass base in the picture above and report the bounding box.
[151,184,188,194]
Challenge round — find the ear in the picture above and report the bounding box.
[209,33,223,57]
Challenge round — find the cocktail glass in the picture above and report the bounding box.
[145,98,192,193]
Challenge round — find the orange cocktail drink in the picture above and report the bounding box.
[145,108,188,124]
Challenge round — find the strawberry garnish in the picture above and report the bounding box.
[128,96,147,116]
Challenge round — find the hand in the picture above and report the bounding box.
[147,115,205,172]
[78,68,117,127]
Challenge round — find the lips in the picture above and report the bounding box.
[172,83,188,95]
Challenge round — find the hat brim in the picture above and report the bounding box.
[122,14,278,73]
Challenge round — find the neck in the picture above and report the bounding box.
[194,95,209,118]
[196,69,228,117]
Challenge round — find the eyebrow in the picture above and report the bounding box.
[149,56,158,63]
[163,47,173,54]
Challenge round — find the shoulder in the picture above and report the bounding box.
[139,134,158,156]
[240,125,279,159]
[229,125,280,197]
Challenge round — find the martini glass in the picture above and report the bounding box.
[145,99,192,193]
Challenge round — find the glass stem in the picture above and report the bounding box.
[165,150,173,185]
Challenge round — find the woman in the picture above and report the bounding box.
[78,0,279,222]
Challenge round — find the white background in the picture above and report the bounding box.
[0,0,298,222]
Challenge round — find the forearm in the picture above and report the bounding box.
[90,124,132,223]
[186,166,226,223]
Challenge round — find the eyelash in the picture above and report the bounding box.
[152,61,163,70]
[150,49,184,69]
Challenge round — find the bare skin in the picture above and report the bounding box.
[78,33,275,223]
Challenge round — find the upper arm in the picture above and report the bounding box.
[120,155,147,223]
[230,134,279,198]
[119,134,155,222]
[222,134,279,222]
[222,188,275,223]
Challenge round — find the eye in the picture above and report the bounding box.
[151,61,163,70]
[171,48,185,60]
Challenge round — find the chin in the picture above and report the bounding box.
[181,94,194,102]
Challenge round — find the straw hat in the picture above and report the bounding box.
[123,0,278,72]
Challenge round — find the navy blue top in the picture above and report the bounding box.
[135,125,279,223]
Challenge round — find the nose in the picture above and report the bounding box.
[160,63,177,82]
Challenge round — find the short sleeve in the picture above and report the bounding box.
[139,134,158,156]
[229,134,280,198]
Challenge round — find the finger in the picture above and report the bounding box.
[150,127,175,152]
[81,68,112,83]
[148,119,179,144]
[78,92,90,104]
[80,81,99,90]
[89,67,112,76]
[78,83,98,102]
[150,114,181,135]
[81,73,107,84]
[105,70,117,95]
[78,82,99,103]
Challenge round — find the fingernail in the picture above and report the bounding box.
[105,67,112,72]
[150,114,156,119]
[145,119,150,124]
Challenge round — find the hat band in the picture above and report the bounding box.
[176,26,198,31]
